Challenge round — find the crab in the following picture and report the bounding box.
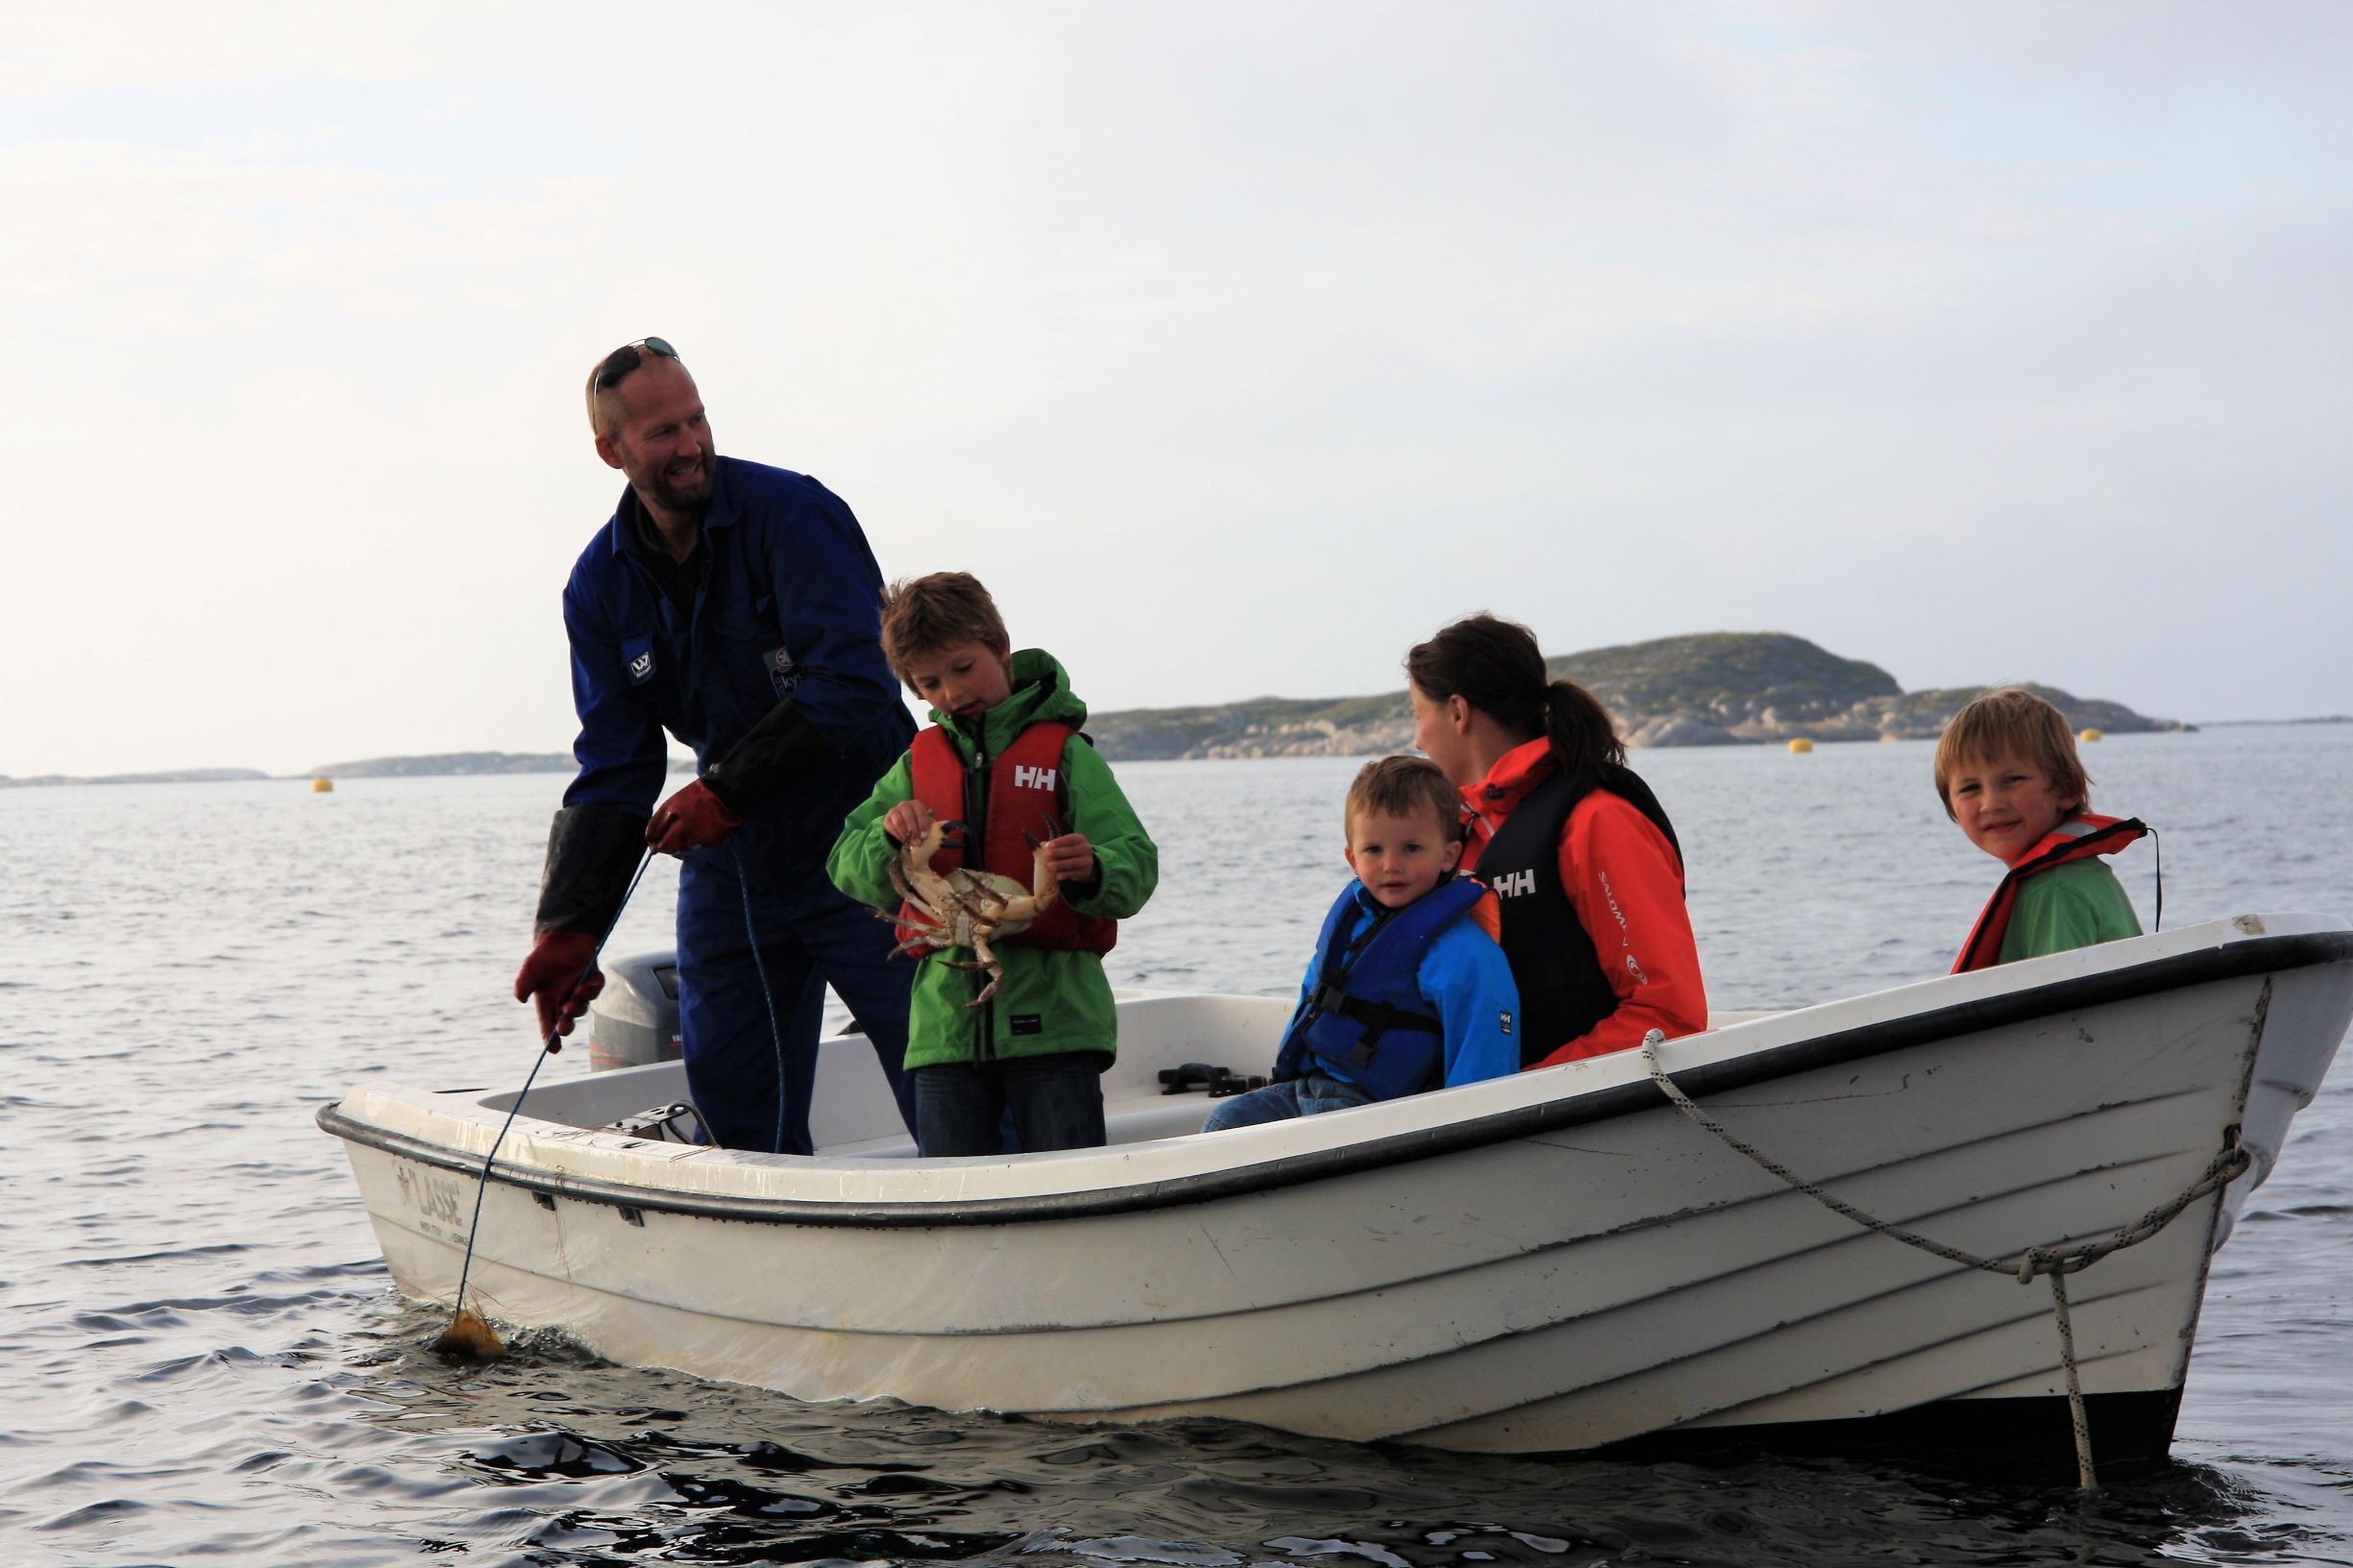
[886,814,1063,1007]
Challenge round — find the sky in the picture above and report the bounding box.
[5,1,2350,777]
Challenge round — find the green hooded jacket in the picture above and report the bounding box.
[826,648,1159,1070]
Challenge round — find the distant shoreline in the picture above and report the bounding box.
[4,716,2344,790]
[0,752,687,789]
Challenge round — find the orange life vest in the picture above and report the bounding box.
[895,722,1117,955]
[1950,813,2147,973]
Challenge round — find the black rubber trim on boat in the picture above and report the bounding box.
[316,929,2353,1228]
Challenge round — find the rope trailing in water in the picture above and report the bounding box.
[1638,1028,2250,1490]
[440,848,658,1357]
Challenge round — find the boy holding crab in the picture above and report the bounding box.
[828,572,1159,1156]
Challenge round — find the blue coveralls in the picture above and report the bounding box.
[560,456,917,1153]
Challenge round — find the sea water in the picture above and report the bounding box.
[3,724,2350,1566]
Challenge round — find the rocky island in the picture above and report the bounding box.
[1082,632,2186,762]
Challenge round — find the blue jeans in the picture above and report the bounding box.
[914,1054,1108,1157]
[1202,1070,1374,1132]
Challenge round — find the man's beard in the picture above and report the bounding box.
[645,455,712,515]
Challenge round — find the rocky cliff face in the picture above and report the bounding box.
[1084,632,2184,761]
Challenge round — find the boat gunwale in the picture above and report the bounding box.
[316,929,2353,1229]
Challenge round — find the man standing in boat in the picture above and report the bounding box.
[513,336,919,1153]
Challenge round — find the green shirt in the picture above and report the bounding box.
[1998,859,2143,964]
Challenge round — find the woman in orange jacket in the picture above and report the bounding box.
[1407,614,1708,1067]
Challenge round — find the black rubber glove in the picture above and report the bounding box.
[702,699,836,814]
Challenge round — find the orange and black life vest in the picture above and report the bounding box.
[1950,813,2147,973]
[1476,760,1681,1067]
[895,722,1116,956]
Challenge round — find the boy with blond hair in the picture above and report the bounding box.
[828,572,1157,1156]
[1206,756,1520,1131]
[1936,687,2146,971]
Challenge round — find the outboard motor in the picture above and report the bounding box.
[585,950,682,1072]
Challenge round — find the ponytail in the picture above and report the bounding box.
[1408,613,1623,776]
[1542,679,1625,774]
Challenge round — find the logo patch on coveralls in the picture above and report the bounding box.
[1009,1014,1044,1037]
[622,636,657,686]
[1500,1009,1514,1037]
[765,646,799,697]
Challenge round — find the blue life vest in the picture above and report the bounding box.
[1274,878,1487,1101]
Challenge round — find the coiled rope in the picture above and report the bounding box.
[1638,1029,2250,1489]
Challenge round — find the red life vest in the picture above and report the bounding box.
[895,722,1117,955]
[1950,813,2147,973]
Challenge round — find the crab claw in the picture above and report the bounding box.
[936,820,971,848]
[1039,810,1065,841]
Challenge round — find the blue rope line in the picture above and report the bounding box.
[448,848,656,1330]
[729,838,793,1155]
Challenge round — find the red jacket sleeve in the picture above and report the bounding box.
[1529,792,1708,1066]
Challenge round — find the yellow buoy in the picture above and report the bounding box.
[311,776,334,793]
[1787,738,1814,753]
[2078,728,2103,744]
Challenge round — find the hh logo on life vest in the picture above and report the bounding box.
[1491,870,1536,898]
[1014,764,1057,791]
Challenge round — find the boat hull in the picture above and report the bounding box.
[322,917,2353,1464]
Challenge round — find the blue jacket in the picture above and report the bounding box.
[1276,880,1522,1098]
[559,457,914,862]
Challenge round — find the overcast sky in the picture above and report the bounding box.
[6,2,2349,777]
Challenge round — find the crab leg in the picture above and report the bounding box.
[1017,811,1066,912]
[965,931,1007,1008]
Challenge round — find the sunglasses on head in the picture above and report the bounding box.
[592,336,679,391]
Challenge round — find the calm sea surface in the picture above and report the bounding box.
[4,725,2350,1566]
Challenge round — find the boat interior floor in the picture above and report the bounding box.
[601,1082,1248,1158]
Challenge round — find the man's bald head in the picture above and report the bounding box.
[590,347,715,526]
[585,337,685,437]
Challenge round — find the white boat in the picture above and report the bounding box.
[319,913,2353,1469]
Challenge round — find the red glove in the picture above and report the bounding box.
[646,779,741,856]
[514,929,603,1048]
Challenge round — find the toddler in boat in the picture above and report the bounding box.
[1205,756,1520,1131]
[827,572,1158,1156]
[1937,687,2145,971]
